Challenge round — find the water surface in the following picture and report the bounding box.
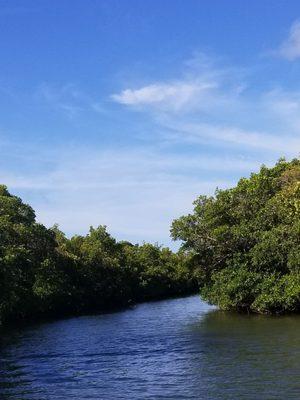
[0,295,299,399]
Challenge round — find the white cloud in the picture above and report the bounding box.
[111,53,248,115]
[111,55,300,155]
[161,120,300,154]
[278,20,300,60]
[1,144,263,246]
[111,81,217,111]
[4,53,300,247]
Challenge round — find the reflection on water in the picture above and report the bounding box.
[0,296,299,399]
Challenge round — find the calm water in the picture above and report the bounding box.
[0,295,299,400]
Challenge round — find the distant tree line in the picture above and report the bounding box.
[171,158,300,314]
[0,185,197,326]
[2,158,299,325]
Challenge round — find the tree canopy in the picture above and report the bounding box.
[171,158,300,314]
[1,158,299,325]
[0,186,196,326]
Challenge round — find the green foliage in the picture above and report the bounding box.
[171,158,300,314]
[0,187,196,326]
[0,185,59,322]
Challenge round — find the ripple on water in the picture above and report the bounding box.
[0,296,300,400]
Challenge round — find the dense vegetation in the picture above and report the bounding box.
[0,186,196,326]
[2,158,299,325]
[172,158,300,314]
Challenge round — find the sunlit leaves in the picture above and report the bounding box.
[172,158,300,313]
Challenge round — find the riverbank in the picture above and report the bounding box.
[0,289,199,331]
[0,185,197,327]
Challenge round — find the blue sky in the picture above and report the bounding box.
[1,0,300,247]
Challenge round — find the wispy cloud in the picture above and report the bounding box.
[0,141,263,245]
[36,83,106,118]
[111,81,217,111]
[277,20,300,60]
[36,83,85,118]
[3,52,300,246]
[111,54,245,115]
[111,54,300,155]
[161,121,300,154]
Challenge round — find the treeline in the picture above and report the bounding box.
[0,186,197,326]
[2,158,299,323]
[172,158,300,314]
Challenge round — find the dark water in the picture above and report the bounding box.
[0,296,299,400]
